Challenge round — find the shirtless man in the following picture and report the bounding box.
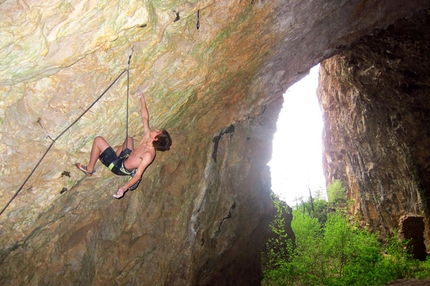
[75,91,172,199]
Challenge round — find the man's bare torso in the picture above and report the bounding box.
[124,137,155,170]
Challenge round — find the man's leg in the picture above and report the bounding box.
[86,136,110,172]
[116,136,134,156]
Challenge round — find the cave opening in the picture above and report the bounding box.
[269,64,326,206]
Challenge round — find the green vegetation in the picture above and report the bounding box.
[262,181,430,285]
[327,179,346,204]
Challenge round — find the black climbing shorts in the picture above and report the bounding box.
[99,147,132,176]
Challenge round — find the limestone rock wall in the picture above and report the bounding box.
[188,100,280,285]
[1,0,429,285]
[318,11,430,242]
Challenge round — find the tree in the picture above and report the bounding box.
[327,179,346,204]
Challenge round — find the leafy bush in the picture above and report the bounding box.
[262,193,293,271]
[262,196,430,285]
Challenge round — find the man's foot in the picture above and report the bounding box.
[75,163,95,177]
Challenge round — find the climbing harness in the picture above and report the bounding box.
[107,148,132,175]
[106,148,141,191]
[0,47,135,216]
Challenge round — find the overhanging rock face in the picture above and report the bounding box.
[1,0,429,285]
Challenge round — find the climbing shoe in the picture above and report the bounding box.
[75,163,95,177]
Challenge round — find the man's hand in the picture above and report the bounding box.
[137,91,147,105]
[113,186,127,199]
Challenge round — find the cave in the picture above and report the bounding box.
[1,1,429,285]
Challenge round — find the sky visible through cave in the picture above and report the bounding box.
[269,65,326,206]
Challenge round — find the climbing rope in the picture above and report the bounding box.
[0,49,133,216]
[125,47,134,149]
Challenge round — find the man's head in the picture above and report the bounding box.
[152,130,172,151]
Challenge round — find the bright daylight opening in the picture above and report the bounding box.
[268,64,326,206]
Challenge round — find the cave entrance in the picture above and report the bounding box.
[268,64,326,206]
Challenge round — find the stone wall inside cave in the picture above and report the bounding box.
[318,10,430,243]
[1,0,429,285]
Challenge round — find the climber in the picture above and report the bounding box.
[75,91,172,199]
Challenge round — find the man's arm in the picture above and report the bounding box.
[114,153,153,198]
[137,91,151,133]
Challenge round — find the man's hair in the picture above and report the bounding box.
[153,130,172,151]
